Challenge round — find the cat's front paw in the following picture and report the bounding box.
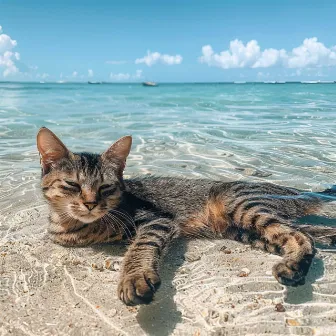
[272,260,306,287]
[117,269,161,306]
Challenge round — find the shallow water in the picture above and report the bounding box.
[0,82,335,230]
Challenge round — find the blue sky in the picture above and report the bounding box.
[1,0,336,82]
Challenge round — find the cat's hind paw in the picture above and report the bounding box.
[117,269,161,306]
[272,260,307,287]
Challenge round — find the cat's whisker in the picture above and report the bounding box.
[111,209,135,226]
[104,216,127,240]
[101,216,117,241]
[110,209,137,233]
[105,213,131,239]
[105,213,132,239]
[101,214,117,232]
[100,217,109,241]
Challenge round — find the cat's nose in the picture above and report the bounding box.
[83,202,98,211]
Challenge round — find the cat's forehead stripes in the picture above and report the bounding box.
[43,152,119,189]
[77,153,101,175]
[73,153,102,186]
[71,153,118,187]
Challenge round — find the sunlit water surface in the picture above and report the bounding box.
[0,82,335,240]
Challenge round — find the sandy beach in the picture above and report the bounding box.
[1,183,336,336]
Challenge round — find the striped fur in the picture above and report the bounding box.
[37,128,336,306]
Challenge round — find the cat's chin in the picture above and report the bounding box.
[74,213,104,224]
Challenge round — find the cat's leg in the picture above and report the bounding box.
[224,226,284,255]
[239,212,316,286]
[117,217,176,306]
[211,185,318,286]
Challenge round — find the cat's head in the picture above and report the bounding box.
[37,127,132,224]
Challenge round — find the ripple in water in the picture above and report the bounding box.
[0,82,335,240]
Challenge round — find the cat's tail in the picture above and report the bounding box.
[295,185,336,246]
[306,185,336,218]
[319,185,336,197]
[292,224,336,246]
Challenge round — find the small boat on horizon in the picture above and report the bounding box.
[263,81,286,84]
[301,80,320,84]
[301,80,336,84]
[142,81,158,87]
[300,80,335,84]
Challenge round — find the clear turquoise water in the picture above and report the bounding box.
[1,82,335,190]
[0,82,335,240]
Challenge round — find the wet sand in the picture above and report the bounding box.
[1,187,336,336]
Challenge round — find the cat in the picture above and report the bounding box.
[37,127,336,306]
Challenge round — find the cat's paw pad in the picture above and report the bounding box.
[118,270,161,306]
[272,261,306,287]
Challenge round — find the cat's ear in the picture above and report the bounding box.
[37,127,70,174]
[102,136,132,173]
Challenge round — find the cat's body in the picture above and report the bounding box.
[48,176,324,245]
[37,128,336,306]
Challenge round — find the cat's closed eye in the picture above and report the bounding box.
[99,184,117,197]
[61,180,81,192]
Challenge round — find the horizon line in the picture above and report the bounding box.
[1,80,336,85]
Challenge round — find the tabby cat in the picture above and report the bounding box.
[37,127,336,306]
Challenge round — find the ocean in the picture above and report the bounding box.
[1,82,335,189]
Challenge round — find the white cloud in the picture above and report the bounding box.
[253,48,287,68]
[72,71,78,78]
[161,54,183,65]
[110,69,144,81]
[0,26,20,77]
[106,60,127,65]
[0,51,20,77]
[0,31,17,54]
[135,51,183,66]
[88,69,93,77]
[199,38,336,69]
[286,38,336,68]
